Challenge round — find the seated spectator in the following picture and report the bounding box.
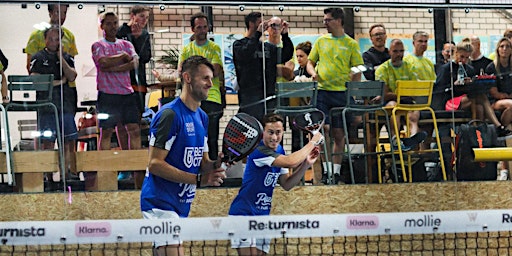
[294,41,313,79]
[433,40,512,139]
[375,39,426,151]
[470,35,492,74]
[486,37,512,127]
[290,41,313,153]
[363,23,389,81]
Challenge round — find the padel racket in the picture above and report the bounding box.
[221,113,263,164]
[293,109,326,135]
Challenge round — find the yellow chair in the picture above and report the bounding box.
[380,80,447,182]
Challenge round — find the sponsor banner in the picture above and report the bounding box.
[0,210,511,245]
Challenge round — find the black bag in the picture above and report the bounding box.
[452,120,498,181]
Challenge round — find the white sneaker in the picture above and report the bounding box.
[498,169,509,180]
[2,96,9,104]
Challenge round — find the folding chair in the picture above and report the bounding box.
[274,81,331,183]
[329,81,398,184]
[382,80,447,182]
[5,74,65,186]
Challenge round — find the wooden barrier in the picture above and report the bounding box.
[0,149,148,192]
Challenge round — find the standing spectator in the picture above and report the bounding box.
[30,26,78,180]
[363,23,389,81]
[266,16,295,81]
[470,35,492,75]
[178,12,224,161]
[116,5,151,113]
[116,5,151,188]
[229,113,323,256]
[141,56,226,256]
[25,4,78,112]
[91,12,140,190]
[404,31,436,81]
[306,7,364,183]
[233,12,293,121]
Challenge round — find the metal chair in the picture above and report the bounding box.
[5,75,65,186]
[381,80,447,182]
[329,81,397,184]
[274,81,331,183]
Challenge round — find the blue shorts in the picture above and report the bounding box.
[316,90,354,128]
[37,84,78,141]
[38,112,78,141]
[97,92,140,129]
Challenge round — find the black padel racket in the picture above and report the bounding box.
[293,110,326,135]
[222,113,263,164]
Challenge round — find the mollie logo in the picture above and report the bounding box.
[75,222,111,237]
[404,215,441,227]
[346,216,379,229]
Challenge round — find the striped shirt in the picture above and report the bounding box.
[179,40,223,104]
[92,38,136,95]
[308,34,363,91]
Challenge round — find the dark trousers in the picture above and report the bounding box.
[201,101,223,160]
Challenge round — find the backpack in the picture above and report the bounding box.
[452,120,498,181]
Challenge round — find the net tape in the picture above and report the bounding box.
[0,209,511,246]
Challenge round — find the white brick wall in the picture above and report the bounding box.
[105,5,512,154]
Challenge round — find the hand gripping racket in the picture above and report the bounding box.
[221,113,264,164]
[293,110,326,135]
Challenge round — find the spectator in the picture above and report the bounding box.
[178,12,224,161]
[486,37,512,129]
[470,35,492,75]
[363,23,389,81]
[0,49,8,103]
[490,29,512,61]
[30,25,78,181]
[441,41,455,64]
[229,113,323,256]
[90,12,140,190]
[25,4,78,113]
[306,7,364,184]
[404,31,436,81]
[266,16,295,81]
[375,39,426,151]
[233,12,293,121]
[115,5,152,188]
[434,40,512,139]
[294,41,313,78]
[141,56,226,256]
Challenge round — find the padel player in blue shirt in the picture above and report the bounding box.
[229,113,323,255]
[140,56,226,256]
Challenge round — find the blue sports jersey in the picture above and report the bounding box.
[228,141,288,216]
[140,98,209,217]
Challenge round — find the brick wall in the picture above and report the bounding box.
[105,5,512,154]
